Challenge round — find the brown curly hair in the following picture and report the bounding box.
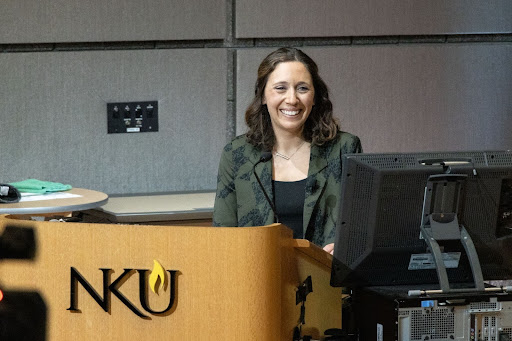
[245,47,339,151]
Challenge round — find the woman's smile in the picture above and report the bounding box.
[280,109,300,116]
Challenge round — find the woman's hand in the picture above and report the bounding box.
[323,243,335,255]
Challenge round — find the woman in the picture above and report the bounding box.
[213,47,362,253]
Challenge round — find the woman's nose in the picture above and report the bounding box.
[285,89,298,104]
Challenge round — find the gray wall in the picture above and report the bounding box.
[1,1,511,194]
[0,0,226,43]
[1,49,227,194]
[236,1,512,37]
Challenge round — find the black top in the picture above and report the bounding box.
[273,179,307,239]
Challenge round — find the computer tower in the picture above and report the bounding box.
[352,286,512,341]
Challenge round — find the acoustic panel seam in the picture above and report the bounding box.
[1,33,511,53]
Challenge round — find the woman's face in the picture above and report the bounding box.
[263,61,315,137]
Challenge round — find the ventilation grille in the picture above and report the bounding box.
[469,301,501,312]
[345,164,373,264]
[409,308,455,341]
[483,316,498,341]
[485,152,512,166]
[375,174,426,248]
[398,310,410,316]
[357,151,512,169]
[501,328,512,339]
[360,154,417,169]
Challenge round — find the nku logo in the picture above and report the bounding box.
[67,260,178,318]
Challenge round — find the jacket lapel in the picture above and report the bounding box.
[251,151,275,225]
[303,144,328,233]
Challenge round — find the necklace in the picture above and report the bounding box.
[274,140,306,160]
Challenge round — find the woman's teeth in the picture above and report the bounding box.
[281,109,299,116]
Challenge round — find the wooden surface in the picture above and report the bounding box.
[0,216,342,340]
[0,188,108,215]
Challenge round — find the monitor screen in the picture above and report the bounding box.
[330,151,512,288]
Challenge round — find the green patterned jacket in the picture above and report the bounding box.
[213,131,362,247]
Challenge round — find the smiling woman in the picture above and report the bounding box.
[263,61,315,140]
[213,47,362,250]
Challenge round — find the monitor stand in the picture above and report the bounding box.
[410,173,511,297]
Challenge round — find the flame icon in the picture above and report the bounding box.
[148,260,166,295]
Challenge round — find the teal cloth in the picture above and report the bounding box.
[8,179,72,194]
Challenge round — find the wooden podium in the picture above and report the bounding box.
[0,215,341,340]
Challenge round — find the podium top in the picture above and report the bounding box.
[292,238,333,268]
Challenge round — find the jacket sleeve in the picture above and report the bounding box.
[212,144,238,227]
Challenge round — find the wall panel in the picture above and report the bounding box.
[236,45,512,152]
[236,1,512,38]
[0,49,227,194]
[0,0,225,44]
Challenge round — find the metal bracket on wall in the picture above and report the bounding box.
[107,101,159,134]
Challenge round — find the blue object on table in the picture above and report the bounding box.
[8,179,72,194]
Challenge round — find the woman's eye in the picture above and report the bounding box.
[298,86,310,92]
[274,86,286,91]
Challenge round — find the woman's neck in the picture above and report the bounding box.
[272,132,311,181]
[274,132,305,155]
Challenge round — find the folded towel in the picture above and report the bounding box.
[8,179,72,194]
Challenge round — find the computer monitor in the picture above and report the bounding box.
[330,151,512,288]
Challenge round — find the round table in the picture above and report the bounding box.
[0,188,108,215]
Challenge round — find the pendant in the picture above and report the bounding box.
[275,152,290,160]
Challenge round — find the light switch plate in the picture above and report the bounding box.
[107,101,158,134]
